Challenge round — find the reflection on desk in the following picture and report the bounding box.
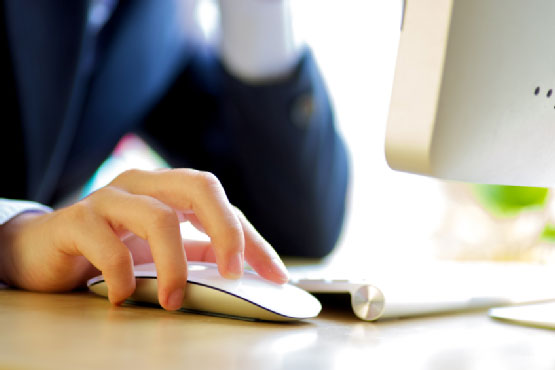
[0,290,554,370]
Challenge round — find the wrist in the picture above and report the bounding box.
[0,212,45,287]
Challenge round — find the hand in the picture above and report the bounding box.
[0,169,289,310]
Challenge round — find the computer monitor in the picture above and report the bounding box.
[385,0,555,187]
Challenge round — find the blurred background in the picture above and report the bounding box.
[290,0,444,264]
[87,0,555,268]
[290,0,555,267]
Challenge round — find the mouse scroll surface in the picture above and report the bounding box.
[87,262,321,321]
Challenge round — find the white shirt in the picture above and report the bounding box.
[219,0,302,82]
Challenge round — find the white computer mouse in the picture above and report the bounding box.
[87,262,321,321]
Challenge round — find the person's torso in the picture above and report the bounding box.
[1,0,189,204]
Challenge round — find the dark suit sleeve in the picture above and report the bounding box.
[140,47,350,258]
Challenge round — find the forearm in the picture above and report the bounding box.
[220,50,350,258]
[142,2,348,257]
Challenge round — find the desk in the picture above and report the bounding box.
[0,290,553,370]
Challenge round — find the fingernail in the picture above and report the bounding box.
[166,287,184,311]
[226,253,244,279]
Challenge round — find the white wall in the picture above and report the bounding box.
[291,1,447,264]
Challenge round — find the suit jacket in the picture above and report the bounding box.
[1,0,349,257]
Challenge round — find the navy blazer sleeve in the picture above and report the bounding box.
[140,48,349,258]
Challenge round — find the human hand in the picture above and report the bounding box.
[0,169,289,310]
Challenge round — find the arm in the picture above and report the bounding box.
[140,0,349,258]
[217,51,350,258]
[0,0,289,309]
[220,0,349,258]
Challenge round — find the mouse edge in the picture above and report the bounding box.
[88,277,321,322]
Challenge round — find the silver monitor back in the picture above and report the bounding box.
[386,0,555,186]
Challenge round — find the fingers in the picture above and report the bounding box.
[63,205,135,305]
[112,169,244,279]
[180,207,289,283]
[2,167,289,315]
[85,187,187,310]
[235,209,290,284]
[75,168,286,313]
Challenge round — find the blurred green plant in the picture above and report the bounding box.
[472,184,549,217]
[541,224,555,243]
[472,184,555,243]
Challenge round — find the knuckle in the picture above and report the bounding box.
[90,186,117,200]
[53,201,98,253]
[80,186,121,214]
[228,217,243,235]
[67,200,93,224]
[112,168,142,185]
[233,206,245,220]
[104,249,132,272]
[200,171,221,187]
[149,205,178,229]
[195,171,224,194]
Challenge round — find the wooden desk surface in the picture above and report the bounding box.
[0,289,553,370]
